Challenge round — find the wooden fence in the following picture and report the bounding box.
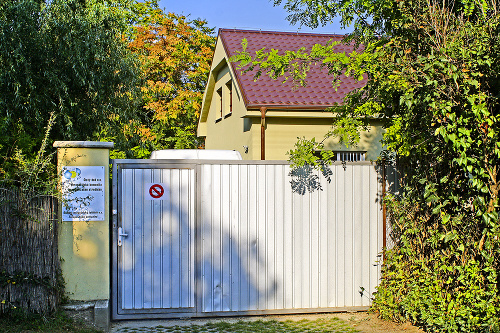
[0,188,60,314]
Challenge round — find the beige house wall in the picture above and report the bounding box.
[264,118,384,161]
[203,65,255,159]
[205,112,384,161]
[200,37,257,159]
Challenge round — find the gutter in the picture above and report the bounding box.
[247,104,335,110]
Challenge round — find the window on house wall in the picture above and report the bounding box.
[216,87,223,122]
[224,81,232,118]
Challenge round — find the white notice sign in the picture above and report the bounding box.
[61,166,105,222]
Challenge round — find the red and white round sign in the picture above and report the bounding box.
[149,184,164,199]
[146,183,167,200]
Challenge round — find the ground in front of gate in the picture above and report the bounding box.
[112,312,424,333]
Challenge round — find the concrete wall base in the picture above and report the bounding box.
[62,300,109,332]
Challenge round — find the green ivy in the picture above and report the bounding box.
[373,194,500,332]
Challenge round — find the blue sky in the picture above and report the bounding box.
[158,0,351,35]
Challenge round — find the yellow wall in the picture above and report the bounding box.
[264,117,384,161]
[203,62,256,159]
[199,37,257,159]
[205,107,384,161]
[55,142,111,300]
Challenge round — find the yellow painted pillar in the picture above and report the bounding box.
[54,141,113,301]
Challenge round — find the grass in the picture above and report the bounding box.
[116,318,360,333]
[0,310,102,333]
[0,312,361,333]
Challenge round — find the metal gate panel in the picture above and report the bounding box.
[114,164,195,316]
[113,160,383,319]
[198,163,382,313]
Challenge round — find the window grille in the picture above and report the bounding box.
[333,151,366,162]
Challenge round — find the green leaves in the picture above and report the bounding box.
[0,0,214,161]
[0,0,141,165]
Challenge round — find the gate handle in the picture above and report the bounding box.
[118,227,128,247]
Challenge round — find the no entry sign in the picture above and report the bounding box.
[149,184,164,198]
[146,183,168,201]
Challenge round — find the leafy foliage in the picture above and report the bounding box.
[231,0,500,331]
[123,10,215,157]
[375,194,500,332]
[0,0,140,176]
[1,0,214,165]
[5,112,58,195]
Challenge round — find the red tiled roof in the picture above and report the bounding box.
[219,28,365,109]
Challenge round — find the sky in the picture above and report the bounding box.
[158,0,352,35]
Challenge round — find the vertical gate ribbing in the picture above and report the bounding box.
[112,160,386,319]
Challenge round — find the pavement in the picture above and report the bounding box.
[110,312,424,333]
[110,313,358,332]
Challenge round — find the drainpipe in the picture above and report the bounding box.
[260,107,267,160]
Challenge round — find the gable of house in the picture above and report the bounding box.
[198,29,383,160]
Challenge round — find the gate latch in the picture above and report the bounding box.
[118,227,128,247]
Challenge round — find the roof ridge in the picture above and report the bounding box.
[218,28,346,38]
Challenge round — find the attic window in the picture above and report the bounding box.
[224,81,232,118]
[216,87,223,122]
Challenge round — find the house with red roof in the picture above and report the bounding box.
[197,28,384,161]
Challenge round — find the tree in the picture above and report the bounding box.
[125,9,215,157]
[231,0,500,331]
[0,0,141,178]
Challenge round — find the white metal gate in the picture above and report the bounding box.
[112,160,384,319]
